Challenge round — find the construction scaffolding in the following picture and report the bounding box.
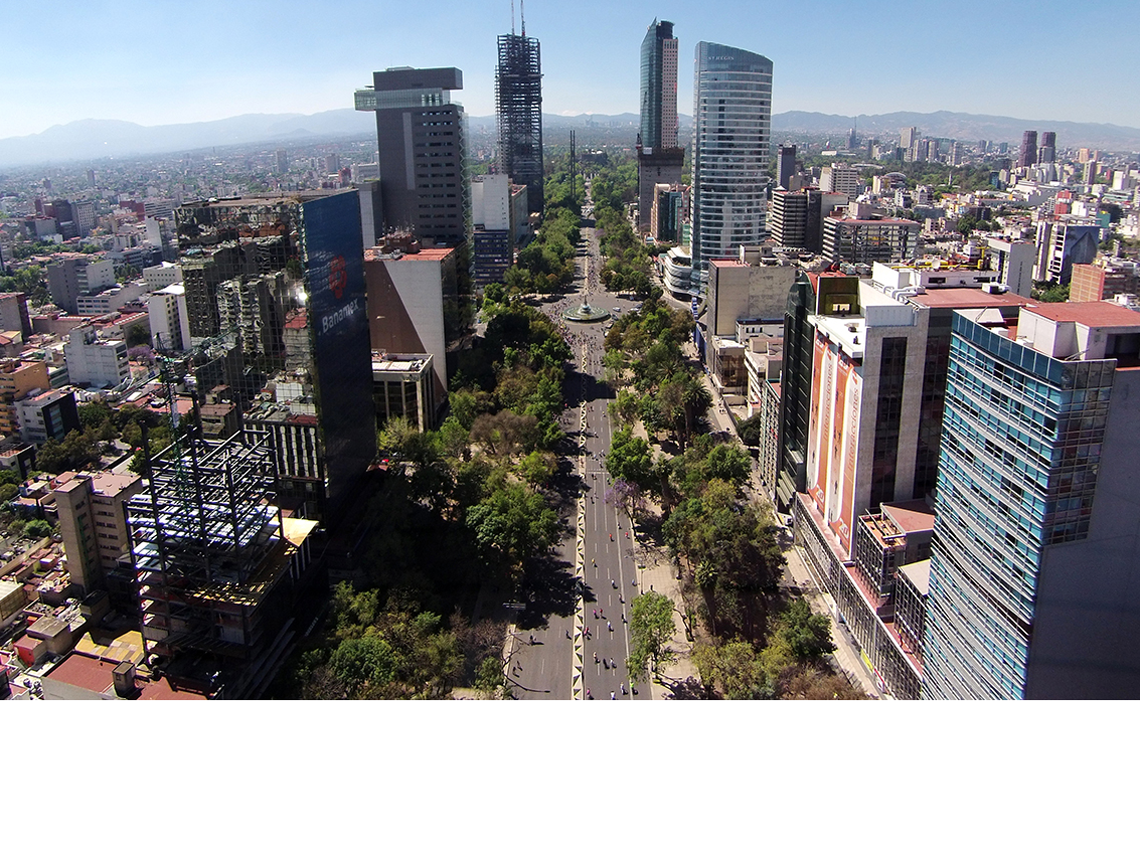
[496,33,544,217]
[129,431,296,667]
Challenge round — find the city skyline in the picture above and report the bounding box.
[3,0,1138,140]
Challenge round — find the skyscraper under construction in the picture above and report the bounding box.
[496,24,544,218]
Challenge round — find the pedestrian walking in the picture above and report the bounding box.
[610,658,616,669]
[608,621,613,632]
[622,613,627,624]
[610,691,616,700]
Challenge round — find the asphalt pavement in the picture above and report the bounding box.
[506,207,650,701]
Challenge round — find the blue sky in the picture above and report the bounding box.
[2,0,1137,137]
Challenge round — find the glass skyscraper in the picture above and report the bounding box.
[924,302,1140,699]
[640,19,678,150]
[690,42,773,273]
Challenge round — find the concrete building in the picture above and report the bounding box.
[51,472,143,595]
[787,278,1028,697]
[0,292,32,339]
[496,35,544,218]
[1034,219,1101,285]
[76,283,150,316]
[142,261,183,291]
[924,301,1140,699]
[471,173,513,289]
[820,162,861,198]
[770,189,847,253]
[982,236,1035,297]
[660,246,696,298]
[822,216,921,266]
[47,255,114,314]
[744,336,783,494]
[690,42,773,273]
[354,67,469,245]
[15,387,80,445]
[1069,259,1140,302]
[706,250,796,338]
[63,327,129,389]
[0,359,50,438]
[147,284,191,352]
[372,352,436,431]
[1018,130,1038,169]
[364,243,456,406]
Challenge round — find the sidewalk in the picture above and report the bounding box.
[783,546,884,699]
[627,515,700,700]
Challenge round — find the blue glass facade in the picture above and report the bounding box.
[923,313,1113,699]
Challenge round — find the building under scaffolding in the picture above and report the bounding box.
[128,431,316,698]
[496,32,544,217]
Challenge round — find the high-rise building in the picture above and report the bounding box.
[900,127,918,162]
[354,67,469,245]
[1018,130,1038,168]
[820,162,860,197]
[786,277,1030,697]
[174,191,375,521]
[770,191,807,249]
[640,19,678,149]
[924,301,1140,699]
[776,145,797,190]
[1038,130,1056,164]
[275,149,288,175]
[496,33,544,217]
[471,173,514,289]
[637,20,683,233]
[691,42,773,273]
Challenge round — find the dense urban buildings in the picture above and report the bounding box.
[690,42,773,275]
[174,190,375,521]
[496,31,544,218]
[354,67,469,246]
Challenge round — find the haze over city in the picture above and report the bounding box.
[3,0,1137,139]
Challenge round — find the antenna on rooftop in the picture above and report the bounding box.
[520,0,526,36]
[510,0,515,35]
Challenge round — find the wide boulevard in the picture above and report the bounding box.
[504,195,650,701]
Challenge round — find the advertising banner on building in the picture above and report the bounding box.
[299,192,376,513]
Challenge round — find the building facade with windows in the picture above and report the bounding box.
[355,67,469,245]
[924,301,1140,699]
[690,42,773,274]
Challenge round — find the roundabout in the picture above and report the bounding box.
[562,301,610,323]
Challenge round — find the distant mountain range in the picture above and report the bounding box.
[1,109,1136,168]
